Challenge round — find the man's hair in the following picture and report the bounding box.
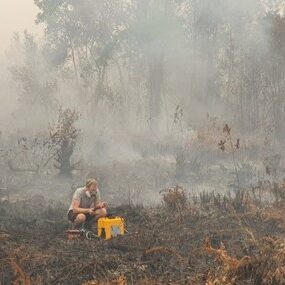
[85,178,97,188]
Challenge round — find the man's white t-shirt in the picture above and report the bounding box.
[68,187,101,212]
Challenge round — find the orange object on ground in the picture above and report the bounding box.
[66,229,81,240]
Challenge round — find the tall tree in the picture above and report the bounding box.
[35,0,129,106]
[129,0,183,131]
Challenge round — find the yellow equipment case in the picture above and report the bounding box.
[97,216,124,240]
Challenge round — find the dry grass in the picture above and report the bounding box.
[0,183,285,284]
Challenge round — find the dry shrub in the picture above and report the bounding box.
[231,189,251,212]
[252,237,285,285]
[204,237,251,285]
[2,245,33,285]
[9,259,31,285]
[257,180,285,204]
[204,236,285,285]
[259,202,285,233]
[159,185,187,211]
[49,107,80,176]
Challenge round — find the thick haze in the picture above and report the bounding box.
[1,0,285,204]
[0,0,284,137]
[0,0,42,53]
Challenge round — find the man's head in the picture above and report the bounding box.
[85,178,98,194]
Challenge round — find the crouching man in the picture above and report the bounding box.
[67,178,107,228]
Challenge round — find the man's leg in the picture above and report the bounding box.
[84,208,107,229]
[68,210,87,229]
[84,214,96,229]
[74,213,86,228]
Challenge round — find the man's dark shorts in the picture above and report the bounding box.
[67,210,95,222]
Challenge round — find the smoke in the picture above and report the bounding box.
[0,0,278,134]
[0,0,285,205]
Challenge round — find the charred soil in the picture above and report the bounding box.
[0,185,285,285]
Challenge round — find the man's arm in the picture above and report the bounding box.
[72,199,94,214]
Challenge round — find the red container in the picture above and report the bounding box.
[66,229,81,240]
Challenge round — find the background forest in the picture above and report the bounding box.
[1,0,285,201]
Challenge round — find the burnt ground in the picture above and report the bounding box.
[0,186,285,285]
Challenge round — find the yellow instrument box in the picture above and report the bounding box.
[97,216,124,240]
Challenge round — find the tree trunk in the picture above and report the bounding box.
[148,54,164,132]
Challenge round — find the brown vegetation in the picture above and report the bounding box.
[0,183,284,284]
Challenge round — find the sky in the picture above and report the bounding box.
[0,0,42,53]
